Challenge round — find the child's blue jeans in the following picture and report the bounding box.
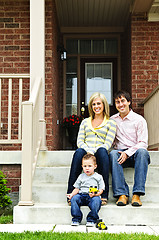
[71,193,101,223]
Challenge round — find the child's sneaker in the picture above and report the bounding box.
[71,221,80,226]
[86,222,95,227]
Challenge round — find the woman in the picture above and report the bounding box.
[67,92,116,205]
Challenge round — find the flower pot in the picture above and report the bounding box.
[67,126,79,150]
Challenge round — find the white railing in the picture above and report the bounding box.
[0,74,30,144]
[143,85,159,149]
[19,77,46,206]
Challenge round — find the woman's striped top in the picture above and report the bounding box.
[77,116,116,154]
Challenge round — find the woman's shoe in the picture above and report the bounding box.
[101,198,107,206]
[67,198,71,206]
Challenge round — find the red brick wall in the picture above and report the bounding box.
[0,0,63,151]
[0,0,63,192]
[131,14,159,116]
[45,0,63,150]
[0,164,21,192]
[0,0,30,150]
[0,0,30,74]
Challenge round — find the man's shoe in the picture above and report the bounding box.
[116,195,129,206]
[131,194,142,207]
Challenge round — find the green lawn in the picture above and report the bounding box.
[0,232,158,240]
[0,215,13,224]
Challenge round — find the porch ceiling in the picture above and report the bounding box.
[55,0,158,33]
[148,0,159,21]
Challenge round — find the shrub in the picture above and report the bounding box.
[0,171,12,212]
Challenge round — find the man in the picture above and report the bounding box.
[110,90,150,207]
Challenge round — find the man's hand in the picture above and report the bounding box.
[117,151,128,165]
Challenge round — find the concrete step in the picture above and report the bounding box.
[38,151,74,167]
[33,165,159,185]
[13,202,159,225]
[38,151,159,167]
[15,150,159,225]
[32,183,159,204]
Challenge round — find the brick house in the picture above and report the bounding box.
[0,0,159,205]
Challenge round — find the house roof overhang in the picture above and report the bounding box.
[55,0,159,34]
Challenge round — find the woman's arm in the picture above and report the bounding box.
[77,119,95,154]
[96,119,116,151]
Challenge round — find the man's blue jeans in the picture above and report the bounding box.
[71,193,101,223]
[67,147,109,199]
[109,148,150,197]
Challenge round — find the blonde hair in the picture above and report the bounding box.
[88,92,109,119]
[82,153,97,165]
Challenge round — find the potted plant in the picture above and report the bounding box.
[62,114,83,149]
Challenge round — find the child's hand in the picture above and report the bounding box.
[67,193,72,199]
[89,192,96,198]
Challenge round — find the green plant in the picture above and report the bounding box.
[0,171,12,212]
[62,114,83,128]
[0,214,13,224]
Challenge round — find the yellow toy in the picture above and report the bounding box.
[89,186,98,194]
[96,219,107,230]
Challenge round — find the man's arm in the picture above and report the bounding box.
[118,118,148,164]
[124,119,148,157]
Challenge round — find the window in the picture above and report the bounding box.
[66,58,77,115]
[85,63,113,105]
[66,38,118,55]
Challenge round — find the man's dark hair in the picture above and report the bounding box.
[114,90,131,103]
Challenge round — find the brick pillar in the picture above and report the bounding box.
[131,14,159,116]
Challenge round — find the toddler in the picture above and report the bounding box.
[67,153,105,227]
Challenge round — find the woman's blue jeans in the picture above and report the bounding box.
[71,193,101,223]
[67,147,109,199]
[109,148,150,197]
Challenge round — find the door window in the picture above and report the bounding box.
[85,63,113,105]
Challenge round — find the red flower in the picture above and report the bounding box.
[61,114,83,128]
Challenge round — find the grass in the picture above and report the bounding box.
[0,215,13,224]
[0,232,158,240]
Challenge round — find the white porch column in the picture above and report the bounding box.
[30,0,45,120]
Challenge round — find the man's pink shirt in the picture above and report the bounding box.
[111,110,148,157]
